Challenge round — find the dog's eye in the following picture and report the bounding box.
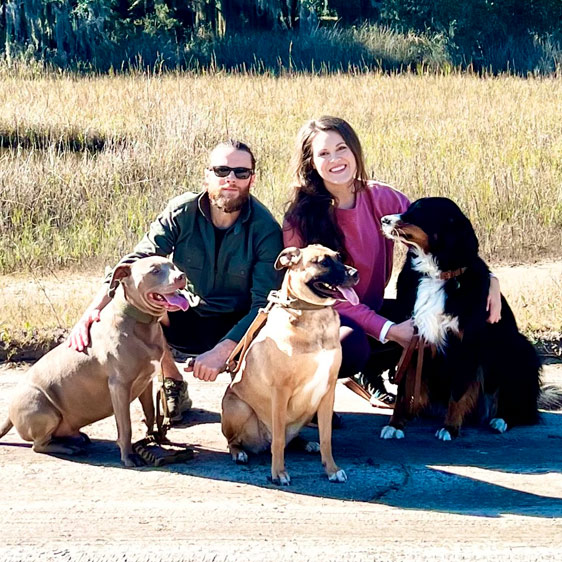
[150,267,161,275]
[320,257,331,267]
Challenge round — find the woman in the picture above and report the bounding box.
[283,116,501,408]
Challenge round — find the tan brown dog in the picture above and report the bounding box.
[221,245,359,485]
[0,256,189,467]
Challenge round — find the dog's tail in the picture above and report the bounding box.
[538,384,562,411]
[0,417,13,439]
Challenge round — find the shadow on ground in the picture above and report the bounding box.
[20,408,562,519]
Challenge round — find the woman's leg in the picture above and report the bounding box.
[339,316,371,379]
[362,299,404,403]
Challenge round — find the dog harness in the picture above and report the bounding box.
[225,289,330,376]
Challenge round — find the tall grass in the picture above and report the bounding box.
[0,71,561,275]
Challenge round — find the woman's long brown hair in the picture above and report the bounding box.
[284,116,368,263]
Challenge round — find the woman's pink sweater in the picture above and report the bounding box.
[283,182,410,340]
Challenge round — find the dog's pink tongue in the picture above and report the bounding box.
[163,292,190,311]
[337,286,359,306]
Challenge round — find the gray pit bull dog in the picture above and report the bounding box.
[221,244,359,485]
[0,256,190,467]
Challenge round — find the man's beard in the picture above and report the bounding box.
[208,190,249,214]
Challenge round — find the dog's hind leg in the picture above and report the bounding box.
[317,383,346,483]
[31,415,84,456]
[221,391,266,464]
[10,390,80,455]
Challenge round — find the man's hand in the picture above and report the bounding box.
[486,276,502,324]
[67,309,101,352]
[386,319,415,349]
[185,339,237,382]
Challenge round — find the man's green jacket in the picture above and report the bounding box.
[114,191,283,343]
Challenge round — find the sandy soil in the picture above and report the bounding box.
[1,361,562,562]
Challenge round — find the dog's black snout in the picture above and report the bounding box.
[345,266,359,285]
[381,216,392,225]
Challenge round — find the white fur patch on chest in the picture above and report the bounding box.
[412,253,459,349]
[301,349,338,406]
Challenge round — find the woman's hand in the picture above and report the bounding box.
[487,276,502,324]
[386,319,415,349]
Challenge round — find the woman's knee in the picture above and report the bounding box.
[339,320,370,378]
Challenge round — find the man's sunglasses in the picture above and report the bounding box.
[209,166,254,180]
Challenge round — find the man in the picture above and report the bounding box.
[69,140,283,421]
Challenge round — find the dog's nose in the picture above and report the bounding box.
[381,216,392,225]
[175,272,186,284]
[346,266,359,284]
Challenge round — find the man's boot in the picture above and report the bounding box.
[163,378,192,422]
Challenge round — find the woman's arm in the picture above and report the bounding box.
[487,275,502,323]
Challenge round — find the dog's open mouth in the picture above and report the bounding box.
[313,282,359,305]
[148,289,190,311]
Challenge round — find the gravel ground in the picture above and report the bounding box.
[1,362,561,561]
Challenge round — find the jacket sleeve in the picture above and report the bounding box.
[334,301,390,340]
[222,226,284,343]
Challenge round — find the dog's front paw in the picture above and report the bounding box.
[328,469,347,483]
[489,418,508,433]
[305,441,321,453]
[380,425,405,439]
[122,453,147,468]
[435,428,452,441]
[271,471,291,486]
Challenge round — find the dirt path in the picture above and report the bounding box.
[1,362,562,561]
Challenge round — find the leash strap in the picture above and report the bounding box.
[225,306,271,376]
[391,332,420,386]
[390,329,435,411]
[155,367,171,441]
[224,287,335,377]
[413,335,424,409]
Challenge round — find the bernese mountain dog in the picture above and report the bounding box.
[379,197,548,441]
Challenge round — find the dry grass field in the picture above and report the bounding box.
[0,70,561,351]
[1,71,561,270]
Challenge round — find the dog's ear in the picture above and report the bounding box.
[107,264,131,298]
[275,247,302,270]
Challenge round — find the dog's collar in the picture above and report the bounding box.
[439,267,467,280]
[113,293,161,324]
[267,289,328,311]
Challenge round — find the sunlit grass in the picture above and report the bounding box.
[1,71,560,274]
[0,70,561,348]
